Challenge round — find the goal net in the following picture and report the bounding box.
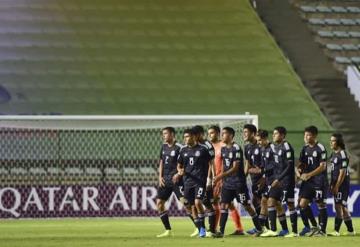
[0,115,258,218]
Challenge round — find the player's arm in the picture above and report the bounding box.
[173,152,184,183]
[207,159,215,189]
[214,160,239,183]
[301,161,326,181]
[332,154,348,194]
[158,159,165,187]
[248,148,262,174]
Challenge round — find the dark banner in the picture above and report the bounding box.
[1,184,360,218]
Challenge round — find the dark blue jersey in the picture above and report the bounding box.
[199,139,215,175]
[159,142,183,185]
[273,141,295,186]
[261,143,275,185]
[330,150,350,186]
[299,142,328,187]
[244,142,262,185]
[221,142,245,190]
[178,144,211,187]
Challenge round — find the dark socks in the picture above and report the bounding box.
[198,213,205,229]
[278,213,288,231]
[344,217,354,232]
[300,207,310,228]
[335,217,343,232]
[268,207,277,231]
[220,209,229,234]
[307,206,318,227]
[289,210,298,233]
[208,210,216,233]
[251,213,262,231]
[160,211,171,230]
[319,207,328,233]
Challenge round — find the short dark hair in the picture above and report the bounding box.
[274,126,287,136]
[183,128,194,135]
[208,125,220,134]
[304,125,318,136]
[192,125,205,135]
[222,127,235,137]
[162,127,175,135]
[243,124,257,134]
[257,129,268,139]
[332,133,345,149]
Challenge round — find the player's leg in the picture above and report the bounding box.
[228,202,244,235]
[314,188,328,236]
[184,186,200,237]
[237,187,262,235]
[340,187,355,236]
[246,184,262,235]
[261,186,284,237]
[284,188,298,237]
[328,202,343,236]
[194,185,207,237]
[156,186,173,237]
[215,188,234,237]
[203,188,216,236]
[258,193,269,230]
[298,183,317,236]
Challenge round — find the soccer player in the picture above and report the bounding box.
[173,128,211,238]
[213,127,262,238]
[298,126,328,236]
[260,127,297,237]
[192,125,217,237]
[328,133,355,236]
[255,129,272,231]
[156,127,184,237]
[243,124,264,235]
[208,125,244,235]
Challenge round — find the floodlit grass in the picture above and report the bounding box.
[0,217,359,247]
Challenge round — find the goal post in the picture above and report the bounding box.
[0,114,258,218]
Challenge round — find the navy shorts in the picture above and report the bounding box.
[334,184,350,206]
[184,184,206,205]
[221,185,251,206]
[157,183,184,201]
[299,182,327,203]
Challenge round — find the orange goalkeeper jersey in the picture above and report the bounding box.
[212,141,224,176]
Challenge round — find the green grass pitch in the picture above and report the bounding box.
[0,218,359,247]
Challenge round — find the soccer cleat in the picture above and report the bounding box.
[342,231,356,236]
[278,229,289,237]
[190,228,199,237]
[199,227,206,238]
[156,230,173,238]
[205,231,215,238]
[327,231,340,237]
[260,229,278,237]
[284,232,299,238]
[308,226,320,237]
[312,230,326,237]
[299,227,311,236]
[229,230,245,236]
[246,228,258,235]
[213,232,224,238]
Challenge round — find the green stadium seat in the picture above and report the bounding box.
[29,167,46,175]
[10,167,27,175]
[318,31,334,38]
[104,167,120,176]
[326,44,343,51]
[65,167,83,175]
[300,6,317,13]
[331,6,348,13]
[333,31,350,38]
[351,57,360,63]
[349,31,360,38]
[335,56,352,64]
[0,168,9,175]
[347,6,360,13]
[342,44,359,51]
[85,167,102,175]
[47,167,62,174]
[324,19,341,26]
[316,6,332,13]
[309,18,325,25]
[139,167,157,176]
[340,19,357,26]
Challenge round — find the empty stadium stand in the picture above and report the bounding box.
[256,0,360,182]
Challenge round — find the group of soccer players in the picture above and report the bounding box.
[156,124,355,238]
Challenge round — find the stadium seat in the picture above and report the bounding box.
[318,30,334,37]
[300,6,317,13]
[10,167,27,175]
[335,56,352,64]
[139,167,157,176]
[351,57,360,63]
[85,167,102,175]
[324,19,341,26]
[347,6,360,13]
[65,167,84,175]
[326,44,343,51]
[309,18,325,25]
[333,31,350,38]
[29,167,46,175]
[349,31,360,38]
[342,44,359,51]
[331,6,348,13]
[47,167,62,174]
[104,167,120,176]
[316,6,332,13]
[340,19,357,26]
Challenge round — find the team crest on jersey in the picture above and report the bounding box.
[266,152,270,158]
[170,150,176,156]
[278,150,282,156]
[184,153,188,157]
[195,151,200,157]
[229,152,233,159]
[313,151,317,157]
[254,149,259,155]
[334,157,338,163]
